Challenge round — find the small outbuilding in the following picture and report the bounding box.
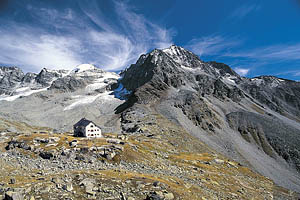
[73,118,102,138]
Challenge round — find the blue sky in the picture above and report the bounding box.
[0,0,300,80]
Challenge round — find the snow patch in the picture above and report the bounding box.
[222,74,237,85]
[15,87,30,93]
[0,87,48,101]
[72,64,96,73]
[64,92,115,111]
[180,65,196,71]
[85,72,119,92]
[224,77,236,85]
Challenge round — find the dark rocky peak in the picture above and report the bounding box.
[121,46,203,92]
[22,72,37,83]
[160,45,203,68]
[35,68,65,86]
[133,45,242,80]
[135,54,150,67]
[119,45,245,109]
[0,66,22,72]
[49,75,87,92]
[121,45,243,92]
[0,66,24,79]
[0,66,24,92]
[129,45,204,70]
[208,61,240,77]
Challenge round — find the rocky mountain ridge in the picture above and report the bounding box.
[0,65,120,100]
[119,45,300,192]
[0,64,125,133]
[0,45,300,196]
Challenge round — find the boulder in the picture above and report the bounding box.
[106,138,124,145]
[10,178,16,184]
[63,183,73,192]
[69,140,78,148]
[145,191,164,200]
[4,191,23,200]
[164,192,174,200]
[98,145,123,160]
[39,151,54,159]
[79,178,96,187]
[79,178,97,196]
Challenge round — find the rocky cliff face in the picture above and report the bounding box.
[0,66,24,95]
[121,45,244,106]
[242,76,300,118]
[119,45,300,192]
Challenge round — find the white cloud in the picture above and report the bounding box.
[115,1,173,49]
[224,43,300,61]
[0,27,82,71]
[234,68,250,76]
[230,4,261,20]
[88,31,135,70]
[0,0,174,72]
[185,35,241,57]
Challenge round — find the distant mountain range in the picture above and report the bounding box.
[1,45,300,193]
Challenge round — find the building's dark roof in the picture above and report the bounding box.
[74,118,93,127]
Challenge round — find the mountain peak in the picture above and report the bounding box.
[161,45,198,63]
[162,44,185,54]
[72,64,97,73]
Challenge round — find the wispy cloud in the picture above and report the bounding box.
[0,0,174,72]
[234,68,250,76]
[185,35,242,58]
[0,26,82,72]
[275,70,300,77]
[184,34,300,78]
[186,34,300,64]
[229,4,261,20]
[224,43,300,61]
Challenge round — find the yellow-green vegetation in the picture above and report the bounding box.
[0,117,52,133]
[0,115,298,200]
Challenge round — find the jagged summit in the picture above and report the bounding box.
[162,45,194,57]
[120,45,242,94]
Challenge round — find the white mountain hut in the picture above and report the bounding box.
[73,118,102,138]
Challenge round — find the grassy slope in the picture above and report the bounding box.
[0,115,298,199]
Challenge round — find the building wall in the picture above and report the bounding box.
[74,126,86,137]
[85,122,102,138]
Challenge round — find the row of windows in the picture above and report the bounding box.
[88,129,100,132]
[87,133,101,137]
